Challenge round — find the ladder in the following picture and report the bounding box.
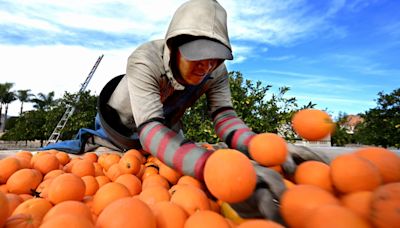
[46,54,104,145]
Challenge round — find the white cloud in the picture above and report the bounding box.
[0,0,395,118]
[0,44,135,116]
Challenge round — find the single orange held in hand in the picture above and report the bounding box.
[248,133,288,167]
[204,149,256,203]
[291,109,335,141]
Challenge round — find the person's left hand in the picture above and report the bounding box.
[281,143,331,176]
[228,162,287,224]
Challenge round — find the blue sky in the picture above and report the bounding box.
[1,0,399,119]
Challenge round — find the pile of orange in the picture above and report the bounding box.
[280,146,400,228]
[0,148,283,227]
[1,108,399,228]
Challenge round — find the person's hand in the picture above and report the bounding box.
[228,162,287,224]
[281,143,331,175]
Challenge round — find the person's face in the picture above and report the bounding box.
[176,50,220,85]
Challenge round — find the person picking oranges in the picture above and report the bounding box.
[43,0,330,224]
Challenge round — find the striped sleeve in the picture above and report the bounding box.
[213,108,256,156]
[139,121,212,180]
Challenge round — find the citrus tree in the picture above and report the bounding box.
[1,91,97,145]
[354,88,400,148]
[182,71,314,143]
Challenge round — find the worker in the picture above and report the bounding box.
[44,0,329,223]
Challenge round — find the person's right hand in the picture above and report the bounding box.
[228,162,287,224]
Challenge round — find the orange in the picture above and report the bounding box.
[204,149,256,203]
[15,151,33,160]
[114,174,142,196]
[33,153,60,175]
[62,158,80,173]
[96,197,156,228]
[291,109,335,141]
[118,154,141,175]
[101,153,121,171]
[105,163,122,181]
[237,219,285,228]
[95,175,111,188]
[0,157,22,184]
[0,184,7,194]
[71,159,96,177]
[93,162,105,176]
[82,175,100,196]
[330,154,382,194]
[48,173,86,204]
[177,175,205,190]
[36,178,53,199]
[40,214,94,228]
[12,197,53,223]
[14,156,31,169]
[124,149,146,164]
[170,184,210,215]
[354,147,400,183]
[139,186,171,205]
[151,201,188,228]
[158,162,182,185]
[55,151,71,165]
[18,194,33,201]
[141,166,159,181]
[92,182,131,215]
[303,204,370,228]
[43,169,65,181]
[142,174,170,190]
[0,191,8,227]
[82,152,98,163]
[294,160,333,192]
[6,168,43,194]
[283,179,296,190]
[5,213,41,228]
[280,184,340,228]
[248,133,288,166]
[5,193,24,217]
[184,210,230,228]
[42,200,93,224]
[340,191,373,221]
[370,182,400,228]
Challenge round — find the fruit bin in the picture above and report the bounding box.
[1,146,400,227]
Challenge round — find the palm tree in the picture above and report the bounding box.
[0,82,15,132]
[31,91,58,111]
[16,89,34,115]
[2,91,16,131]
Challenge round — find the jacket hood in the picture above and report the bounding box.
[162,0,231,90]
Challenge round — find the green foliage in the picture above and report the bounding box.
[353,88,400,148]
[1,91,98,143]
[1,110,48,142]
[182,71,315,143]
[58,91,98,140]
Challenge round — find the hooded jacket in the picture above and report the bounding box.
[103,0,254,179]
[107,0,233,130]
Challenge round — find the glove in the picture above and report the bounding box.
[281,143,331,175]
[229,162,287,224]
